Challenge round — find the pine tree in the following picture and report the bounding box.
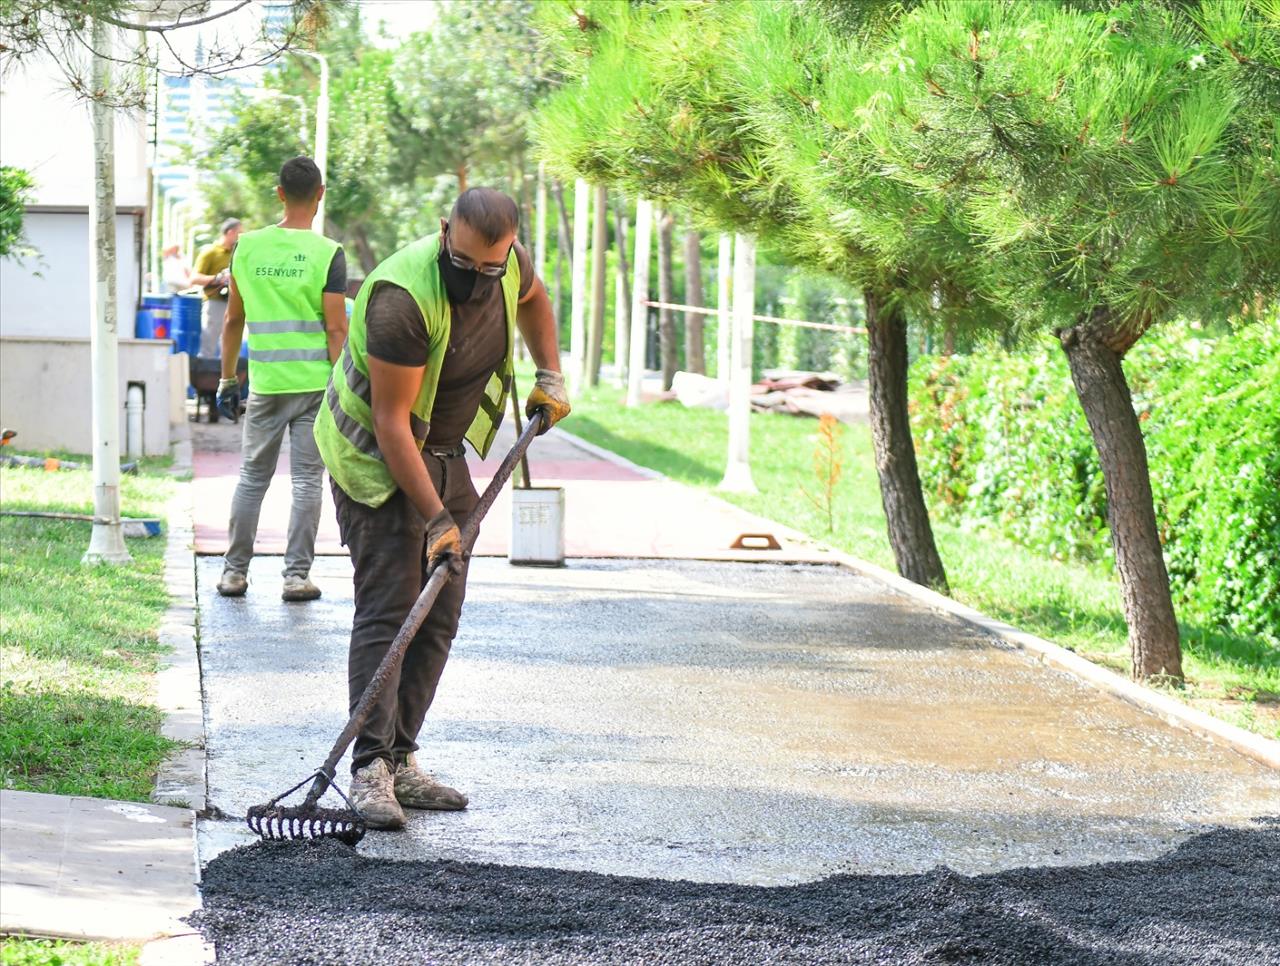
[858,0,1280,679]
[533,0,954,591]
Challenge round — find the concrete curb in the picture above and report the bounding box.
[146,427,215,963]
[151,481,207,813]
[553,426,1280,773]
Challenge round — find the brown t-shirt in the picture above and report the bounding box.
[365,241,534,448]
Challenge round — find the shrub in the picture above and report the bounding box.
[910,322,1280,645]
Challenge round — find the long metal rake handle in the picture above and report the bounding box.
[301,411,546,808]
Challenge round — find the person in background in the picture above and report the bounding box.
[161,244,190,294]
[215,158,347,602]
[191,218,242,358]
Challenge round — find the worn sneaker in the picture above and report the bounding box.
[349,759,406,830]
[281,573,321,602]
[394,754,468,811]
[216,568,247,597]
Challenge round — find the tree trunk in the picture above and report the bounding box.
[456,163,468,193]
[551,180,572,343]
[683,229,705,374]
[614,204,631,388]
[656,208,677,389]
[587,183,608,387]
[351,225,378,275]
[1059,309,1183,681]
[85,17,130,564]
[864,288,948,593]
[552,180,572,273]
[614,205,632,310]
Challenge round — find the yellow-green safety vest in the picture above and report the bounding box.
[230,225,340,394]
[313,234,519,508]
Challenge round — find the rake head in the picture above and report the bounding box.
[246,771,366,846]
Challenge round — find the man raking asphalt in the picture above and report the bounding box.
[247,187,569,841]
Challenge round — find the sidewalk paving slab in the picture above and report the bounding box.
[190,419,830,562]
[0,790,201,943]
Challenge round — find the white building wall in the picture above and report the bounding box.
[0,212,143,340]
[0,57,149,209]
[0,338,181,457]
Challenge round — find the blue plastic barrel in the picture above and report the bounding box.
[170,294,203,355]
[141,294,172,340]
[135,308,155,338]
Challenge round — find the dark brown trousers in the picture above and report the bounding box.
[332,450,477,774]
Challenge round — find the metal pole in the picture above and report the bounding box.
[717,233,732,380]
[535,160,547,284]
[85,16,131,564]
[615,211,630,388]
[626,197,653,407]
[719,233,756,493]
[569,177,589,392]
[149,177,161,291]
[586,182,608,388]
[295,51,329,234]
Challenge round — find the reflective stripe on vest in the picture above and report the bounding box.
[312,234,519,508]
[231,226,340,395]
[322,347,430,461]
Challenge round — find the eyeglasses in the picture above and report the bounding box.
[444,225,512,277]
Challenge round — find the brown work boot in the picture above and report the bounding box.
[217,568,247,597]
[393,754,468,811]
[349,759,406,830]
[281,573,321,602]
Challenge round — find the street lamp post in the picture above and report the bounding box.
[293,50,329,234]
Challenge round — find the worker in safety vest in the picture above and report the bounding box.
[313,187,568,830]
[216,156,349,602]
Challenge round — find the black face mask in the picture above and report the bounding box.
[437,246,499,304]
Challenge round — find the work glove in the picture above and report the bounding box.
[525,369,571,435]
[425,509,464,576]
[216,377,242,423]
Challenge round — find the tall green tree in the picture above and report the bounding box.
[197,5,399,272]
[534,0,957,592]
[391,0,548,195]
[860,0,1280,680]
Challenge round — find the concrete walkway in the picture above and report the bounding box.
[195,552,1279,881]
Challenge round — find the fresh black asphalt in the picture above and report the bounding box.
[194,818,1280,965]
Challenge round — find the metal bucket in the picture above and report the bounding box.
[510,487,565,567]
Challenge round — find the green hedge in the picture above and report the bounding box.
[909,321,1280,646]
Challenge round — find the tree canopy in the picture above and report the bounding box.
[530,0,1280,679]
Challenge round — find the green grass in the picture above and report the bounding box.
[0,456,179,800]
[0,938,138,966]
[562,382,1279,739]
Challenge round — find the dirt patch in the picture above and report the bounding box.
[194,819,1280,965]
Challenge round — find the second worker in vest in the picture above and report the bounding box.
[215,156,349,602]
[314,187,570,829]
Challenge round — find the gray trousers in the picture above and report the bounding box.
[199,298,226,359]
[332,451,478,773]
[225,390,326,577]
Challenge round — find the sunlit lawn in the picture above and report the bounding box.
[0,937,138,966]
[560,380,1278,739]
[0,457,178,800]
